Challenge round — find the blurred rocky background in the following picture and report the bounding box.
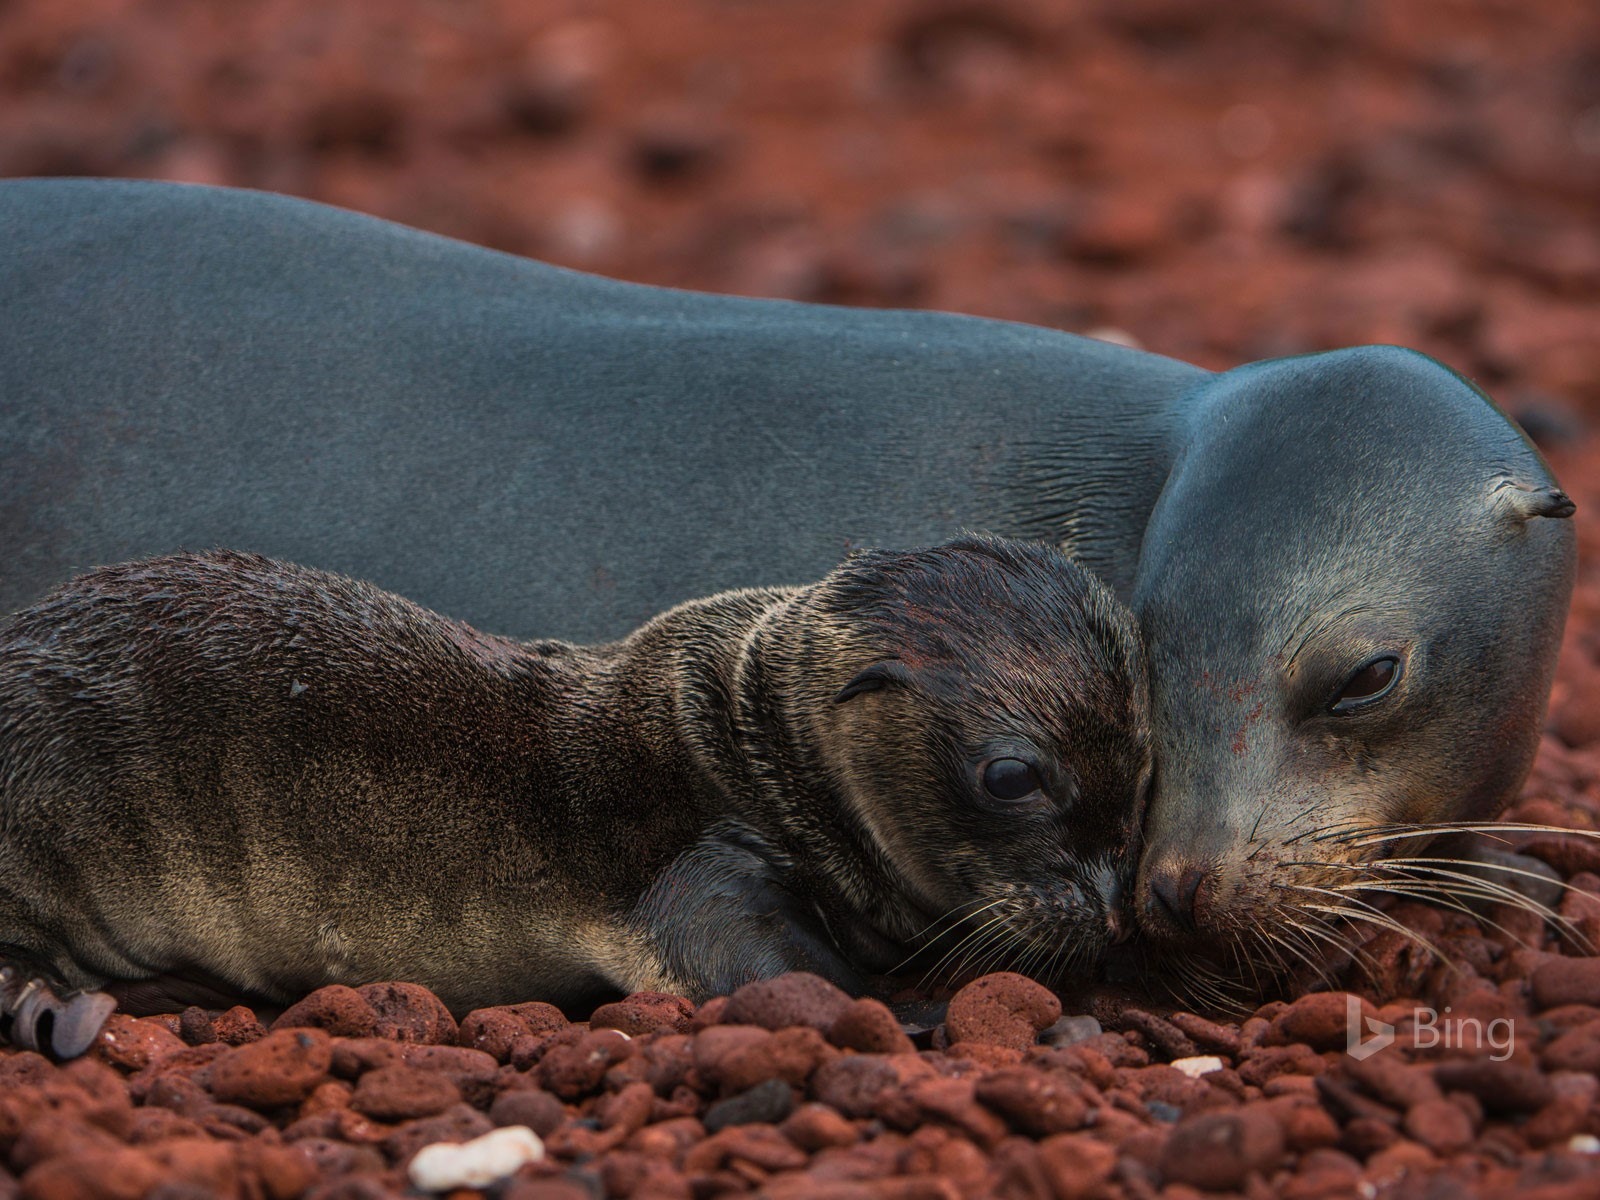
[1,0,1595,394]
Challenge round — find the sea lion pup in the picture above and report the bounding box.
[0,537,1149,1058]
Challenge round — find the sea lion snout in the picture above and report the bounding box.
[1139,860,1211,936]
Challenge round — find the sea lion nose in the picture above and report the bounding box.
[1105,907,1133,945]
[1146,864,1208,932]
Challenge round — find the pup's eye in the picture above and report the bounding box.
[1332,656,1401,713]
[982,758,1043,801]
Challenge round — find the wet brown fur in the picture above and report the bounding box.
[0,538,1148,1015]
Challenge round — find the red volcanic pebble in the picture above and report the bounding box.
[457,1001,567,1063]
[694,1024,833,1093]
[1403,1098,1475,1155]
[1160,1107,1287,1191]
[538,1028,638,1099]
[944,972,1062,1052]
[1268,992,1375,1051]
[272,985,380,1039]
[347,1064,460,1121]
[91,1015,187,1072]
[1432,1060,1556,1114]
[489,1086,566,1135]
[205,1028,334,1108]
[177,1006,217,1046]
[590,992,696,1036]
[829,998,917,1055]
[720,972,853,1031]
[382,1102,496,1163]
[1523,836,1600,878]
[1036,1134,1117,1200]
[353,981,459,1044]
[780,1102,860,1151]
[213,1006,268,1046]
[1167,1012,1244,1057]
[973,1067,1092,1136]
[809,1053,908,1118]
[1542,1020,1600,1072]
[1531,956,1600,1009]
[19,1146,166,1200]
[1345,1052,1443,1109]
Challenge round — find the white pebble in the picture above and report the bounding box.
[1170,1055,1226,1079]
[407,1126,544,1191]
[1570,1133,1600,1154]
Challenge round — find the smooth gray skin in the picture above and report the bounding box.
[0,178,1194,640]
[0,179,1576,958]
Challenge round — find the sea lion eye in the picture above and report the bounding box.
[982,757,1043,801]
[1332,656,1401,713]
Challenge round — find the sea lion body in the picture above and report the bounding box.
[0,540,1148,1033]
[0,178,1194,638]
[0,179,1575,994]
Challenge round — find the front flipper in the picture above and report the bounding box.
[633,828,867,1000]
[0,965,118,1059]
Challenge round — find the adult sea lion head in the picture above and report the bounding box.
[1130,346,1575,987]
[745,535,1152,983]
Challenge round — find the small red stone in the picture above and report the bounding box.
[827,997,916,1056]
[1403,1097,1474,1155]
[355,981,459,1044]
[348,1063,461,1120]
[590,991,696,1036]
[207,1027,334,1109]
[721,972,853,1032]
[273,984,380,1038]
[1160,1107,1286,1191]
[945,973,1062,1052]
[1531,956,1600,1009]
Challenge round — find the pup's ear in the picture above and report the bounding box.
[833,660,915,705]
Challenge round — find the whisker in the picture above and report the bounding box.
[1324,880,1545,952]
[902,902,998,960]
[1316,858,1580,940]
[1330,822,1600,850]
[1379,854,1596,903]
[889,897,1006,974]
[1295,899,1452,967]
[919,906,1010,986]
[1286,882,1454,960]
[1284,914,1372,979]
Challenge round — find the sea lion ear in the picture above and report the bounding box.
[1493,480,1576,522]
[833,661,915,705]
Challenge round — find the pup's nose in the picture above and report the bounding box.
[1146,864,1207,933]
[1105,907,1133,945]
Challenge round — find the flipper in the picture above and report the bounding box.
[0,965,118,1059]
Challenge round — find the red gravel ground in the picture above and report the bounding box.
[3,1,1600,1197]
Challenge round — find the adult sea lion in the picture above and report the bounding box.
[0,179,1575,990]
[0,538,1150,1058]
